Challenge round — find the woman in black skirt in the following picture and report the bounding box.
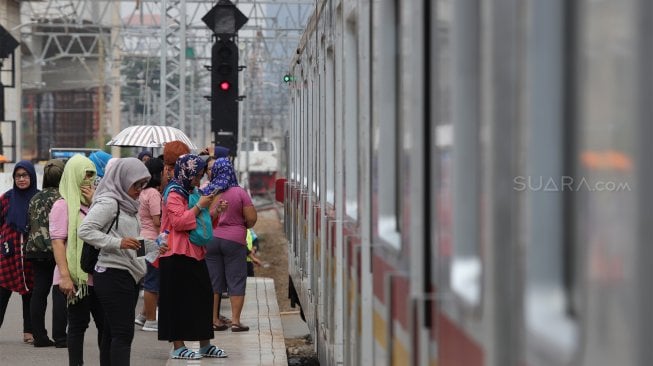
[157,154,226,360]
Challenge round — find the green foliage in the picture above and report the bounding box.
[84,135,112,152]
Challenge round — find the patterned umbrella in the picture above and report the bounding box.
[106,125,198,150]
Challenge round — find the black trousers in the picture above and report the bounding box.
[67,286,104,366]
[93,268,139,366]
[0,286,32,334]
[51,285,68,344]
[29,259,66,343]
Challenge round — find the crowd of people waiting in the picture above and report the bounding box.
[0,141,260,364]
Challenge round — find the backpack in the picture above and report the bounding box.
[163,184,213,246]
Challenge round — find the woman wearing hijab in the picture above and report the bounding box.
[203,157,257,332]
[161,140,191,190]
[135,157,164,332]
[214,145,230,159]
[0,161,39,344]
[158,154,227,360]
[78,158,151,366]
[88,150,112,183]
[137,150,153,163]
[50,154,103,365]
[25,159,67,347]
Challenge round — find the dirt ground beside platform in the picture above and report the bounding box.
[251,205,293,313]
[251,201,319,364]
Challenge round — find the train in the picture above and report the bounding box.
[277,0,653,365]
[235,139,279,196]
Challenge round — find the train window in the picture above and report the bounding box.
[311,73,319,196]
[449,0,481,305]
[302,81,309,187]
[433,0,453,300]
[317,50,325,200]
[344,18,359,220]
[325,48,336,204]
[258,141,275,152]
[523,0,578,359]
[240,141,254,152]
[375,0,401,248]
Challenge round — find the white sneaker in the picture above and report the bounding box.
[142,320,158,332]
[134,313,146,326]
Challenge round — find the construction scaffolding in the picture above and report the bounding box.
[15,0,312,158]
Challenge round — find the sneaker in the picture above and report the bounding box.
[142,320,158,332]
[33,338,55,347]
[134,313,146,326]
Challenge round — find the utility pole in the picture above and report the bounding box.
[110,1,122,156]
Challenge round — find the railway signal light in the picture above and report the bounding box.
[202,0,248,155]
[283,74,294,83]
[211,39,239,142]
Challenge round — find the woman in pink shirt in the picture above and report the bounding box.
[50,155,104,365]
[158,154,226,360]
[203,157,257,332]
[135,157,164,332]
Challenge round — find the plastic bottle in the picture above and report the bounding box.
[145,230,169,263]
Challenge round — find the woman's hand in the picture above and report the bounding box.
[120,237,142,251]
[158,243,169,254]
[81,185,95,204]
[250,255,263,267]
[59,275,75,297]
[197,194,214,209]
[216,199,228,213]
[209,193,228,216]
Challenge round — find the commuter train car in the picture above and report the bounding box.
[236,140,279,195]
[280,0,653,365]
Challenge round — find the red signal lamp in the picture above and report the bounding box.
[219,81,231,91]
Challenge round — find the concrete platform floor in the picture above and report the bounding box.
[0,277,287,366]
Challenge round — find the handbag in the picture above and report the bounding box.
[163,184,213,247]
[187,190,213,246]
[80,201,120,274]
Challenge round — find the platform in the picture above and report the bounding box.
[0,277,287,366]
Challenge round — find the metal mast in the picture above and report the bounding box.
[160,0,186,130]
[16,0,313,149]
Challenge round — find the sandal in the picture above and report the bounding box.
[199,344,228,358]
[231,323,250,332]
[23,333,34,344]
[213,323,229,331]
[170,346,202,360]
[219,315,232,324]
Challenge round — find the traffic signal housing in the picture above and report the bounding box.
[211,39,239,150]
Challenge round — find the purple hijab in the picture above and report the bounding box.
[201,157,239,195]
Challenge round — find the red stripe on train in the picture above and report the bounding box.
[438,313,484,366]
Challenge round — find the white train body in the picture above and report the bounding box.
[281,0,653,366]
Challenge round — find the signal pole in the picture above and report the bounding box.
[202,0,248,156]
